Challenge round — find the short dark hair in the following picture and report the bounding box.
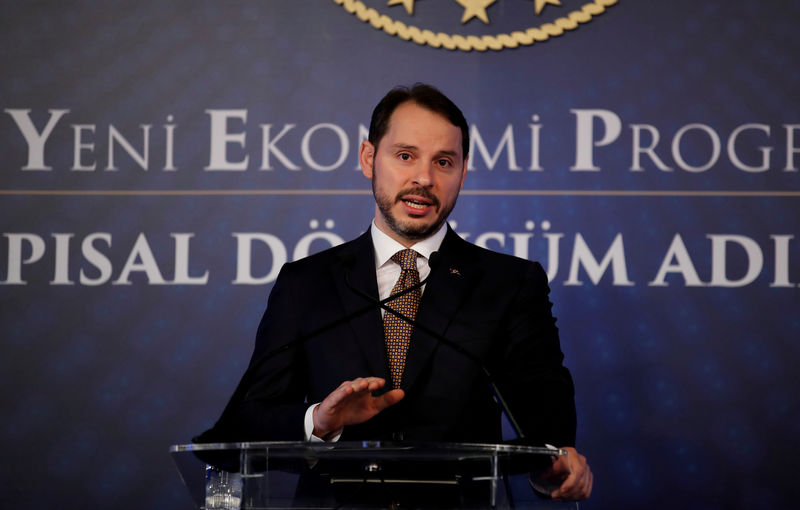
[368,83,470,158]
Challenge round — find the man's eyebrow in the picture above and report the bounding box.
[435,150,459,158]
[391,143,419,151]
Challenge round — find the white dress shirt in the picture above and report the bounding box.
[372,220,446,307]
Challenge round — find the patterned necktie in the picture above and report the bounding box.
[383,249,421,389]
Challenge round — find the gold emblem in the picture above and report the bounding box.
[333,0,618,51]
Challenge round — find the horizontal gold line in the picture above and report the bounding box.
[0,189,373,196]
[461,190,800,197]
[0,189,798,197]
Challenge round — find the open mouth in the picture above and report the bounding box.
[397,188,439,213]
[402,198,432,210]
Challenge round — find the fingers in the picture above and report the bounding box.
[316,377,399,433]
[551,448,593,500]
[342,378,403,412]
[339,377,385,393]
[330,377,386,406]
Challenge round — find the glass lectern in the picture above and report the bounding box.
[170,441,578,509]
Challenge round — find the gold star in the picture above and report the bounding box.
[387,0,417,15]
[534,0,562,15]
[455,0,496,25]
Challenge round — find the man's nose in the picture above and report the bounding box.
[412,163,434,187]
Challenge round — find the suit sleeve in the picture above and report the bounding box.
[194,262,309,443]
[494,260,577,447]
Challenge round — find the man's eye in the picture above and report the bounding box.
[399,153,411,161]
[438,159,451,167]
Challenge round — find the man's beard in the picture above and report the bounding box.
[372,179,457,242]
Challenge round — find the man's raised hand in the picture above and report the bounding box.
[312,377,404,440]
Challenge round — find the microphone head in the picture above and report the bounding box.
[428,251,440,269]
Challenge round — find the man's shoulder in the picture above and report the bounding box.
[444,228,543,273]
[439,229,550,293]
[280,230,370,276]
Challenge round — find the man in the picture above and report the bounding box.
[197,84,592,500]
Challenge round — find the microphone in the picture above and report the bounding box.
[343,258,528,443]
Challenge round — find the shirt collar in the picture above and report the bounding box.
[370,220,447,268]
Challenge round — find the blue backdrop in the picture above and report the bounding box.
[1,1,799,509]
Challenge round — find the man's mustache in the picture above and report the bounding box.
[394,187,441,208]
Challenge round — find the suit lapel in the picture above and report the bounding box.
[331,230,389,380]
[402,228,483,391]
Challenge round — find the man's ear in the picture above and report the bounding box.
[360,141,375,179]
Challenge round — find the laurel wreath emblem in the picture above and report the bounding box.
[332,0,618,52]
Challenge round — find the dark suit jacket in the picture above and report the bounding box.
[196,227,576,447]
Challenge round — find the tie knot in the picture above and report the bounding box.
[391,249,419,271]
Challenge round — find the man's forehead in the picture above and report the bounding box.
[384,102,462,153]
[388,101,455,127]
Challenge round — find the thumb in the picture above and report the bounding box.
[375,388,405,411]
